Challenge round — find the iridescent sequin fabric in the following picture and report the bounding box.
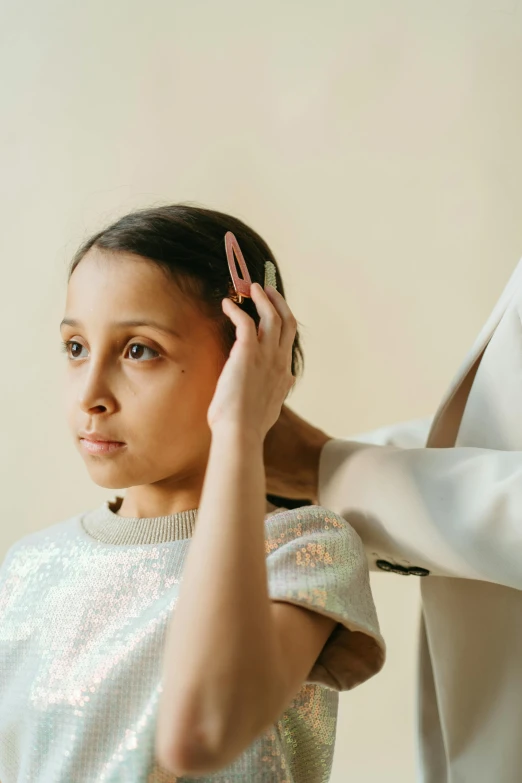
[0,501,385,782]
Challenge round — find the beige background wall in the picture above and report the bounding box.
[1,1,522,780]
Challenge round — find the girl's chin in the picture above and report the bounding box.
[83,464,133,490]
[82,455,197,490]
[87,476,131,490]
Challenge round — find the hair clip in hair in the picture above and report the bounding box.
[225,232,252,304]
[264,261,277,289]
[225,231,278,304]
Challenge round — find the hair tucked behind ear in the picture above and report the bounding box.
[69,204,304,378]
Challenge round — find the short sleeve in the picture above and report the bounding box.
[264,505,386,691]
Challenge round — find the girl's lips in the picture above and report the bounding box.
[79,439,126,455]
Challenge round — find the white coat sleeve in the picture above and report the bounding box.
[319,435,522,590]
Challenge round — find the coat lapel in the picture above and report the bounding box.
[427,258,522,448]
[455,299,522,449]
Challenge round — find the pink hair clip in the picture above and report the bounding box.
[224,231,278,303]
[225,231,252,304]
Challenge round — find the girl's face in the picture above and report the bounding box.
[61,248,227,494]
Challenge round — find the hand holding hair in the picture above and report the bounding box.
[207,236,297,442]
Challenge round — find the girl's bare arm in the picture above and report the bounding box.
[156,427,335,776]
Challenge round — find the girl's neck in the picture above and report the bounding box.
[117,483,203,520]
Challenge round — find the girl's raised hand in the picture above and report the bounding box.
[207,283,297,441]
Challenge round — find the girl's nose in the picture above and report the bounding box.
[78,367,117,416]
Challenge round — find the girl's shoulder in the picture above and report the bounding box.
[263,504,365,556]
[1,512,83,559]
[265,503,351,525]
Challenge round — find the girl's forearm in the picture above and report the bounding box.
[157,424,282,773]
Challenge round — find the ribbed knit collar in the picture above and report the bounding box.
[81,495,285,546]
[81,495,198,545]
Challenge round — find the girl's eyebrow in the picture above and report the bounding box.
[59,317,183,339]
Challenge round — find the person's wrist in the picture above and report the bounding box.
[263,406,333,503]
[210,420,264,452]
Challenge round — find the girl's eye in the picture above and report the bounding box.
[61,340,87,359]
[126,344,159,361]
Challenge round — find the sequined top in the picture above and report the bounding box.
[0,500,385,783]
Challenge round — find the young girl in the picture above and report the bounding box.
[0,205,385,782]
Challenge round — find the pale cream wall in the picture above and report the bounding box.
[1,1,522,780]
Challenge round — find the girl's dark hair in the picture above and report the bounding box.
[69,204,304,377]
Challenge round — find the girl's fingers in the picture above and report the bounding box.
[222,297,257,343]
[264,285,298,355]
[249,283,282,348]
[223,284,297,368]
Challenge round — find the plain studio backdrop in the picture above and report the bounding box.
[2,1,522,779]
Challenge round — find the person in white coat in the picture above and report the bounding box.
[264,256,522,783]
